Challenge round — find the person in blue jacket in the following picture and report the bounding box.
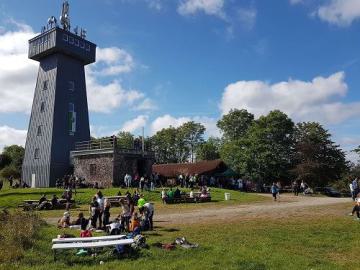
[271,182,279,201]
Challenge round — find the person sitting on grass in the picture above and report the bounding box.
[37,194,49,210]
[58,211,71,228]
[80,219,92,237]
[73,212,86,226]
[271,182,279,201]
[51,194,59,209]
[349,198,360,220]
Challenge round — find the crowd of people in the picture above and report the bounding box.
[57,189,155,234]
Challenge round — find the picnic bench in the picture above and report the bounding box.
[52,235,133,260]
[19,199,75,211]
[166,193,211,204]
[105,196,127,206]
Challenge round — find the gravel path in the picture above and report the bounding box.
[153,195,350,225]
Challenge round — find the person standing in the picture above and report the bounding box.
[139,202,154,230]
[271,182,279,201]
[96,191,105,229]
[292,181,299,196]
[352,177,359,199]
[103,198,111,228]
[350,182,355,201]
[89,196,99,228]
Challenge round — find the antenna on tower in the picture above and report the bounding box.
[60,1,71,31]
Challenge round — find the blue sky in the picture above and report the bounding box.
[0,0,359,161]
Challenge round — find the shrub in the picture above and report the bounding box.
[0,210,43,263]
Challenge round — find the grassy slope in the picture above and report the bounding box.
[4,207,359,270]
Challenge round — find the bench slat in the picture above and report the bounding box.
[52,235,126,243]
[52,238,134,250]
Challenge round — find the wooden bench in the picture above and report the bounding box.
[52,236,133,260]
[105,196,127,207]
[52,235,126,244]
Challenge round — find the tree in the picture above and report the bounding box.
[196,137,221,161]
[0,145,25,179]
[178,121,206,162]
[150,127,179,163]
[292,122,348,187]
[116,131,134,148]
[217,109,254,141]
[220,110,295,183]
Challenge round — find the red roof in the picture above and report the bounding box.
[152,159,226,178]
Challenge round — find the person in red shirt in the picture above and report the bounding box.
[80,219,92,237]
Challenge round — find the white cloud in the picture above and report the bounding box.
[94,47,135,76]
[0,22,38,113]
[237,7,257,30]
[220,71,360,125]
[316,0,360,27]
[145,0,163,11]
[0,126,27,151]
[150,114,219,137]
[134,98,158,111]
[178,0,225,18]
[289,0,304,5]
[0,21,150,114]
[121,115,149,133]
[86,77,144,113]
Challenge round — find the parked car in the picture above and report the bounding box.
[315,187,341,197]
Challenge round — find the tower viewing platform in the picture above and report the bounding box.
[29,27,96,65]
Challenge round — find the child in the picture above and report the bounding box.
[271,183,279,201]
[129,212,140,232]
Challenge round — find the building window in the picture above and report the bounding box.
[80,41,85,49]
[43,80,48,90]
[34,148,40,159]
[75,39,79,47]
[90,164,96,176]
[68,81,75,91]
[86,44,90,51]
[37,125,43,136]
[40,101,45,112]
[63,33,68,42]
[68,103,76,134]
[69,36,74,44]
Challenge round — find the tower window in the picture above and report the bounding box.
[69,36,74,44]
[63,33,68,42]
[86,44,90,51]
[34,148,40,159]
[80,41,85,49]
[43,80,48,90]
[68,81,75,91]
[40,101,45,112]
[37,126,43,136]
[90,164,97,176]
[75,39,79,47]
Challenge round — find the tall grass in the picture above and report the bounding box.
[0,210,43,263]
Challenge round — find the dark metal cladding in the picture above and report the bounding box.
[22,27,96,187]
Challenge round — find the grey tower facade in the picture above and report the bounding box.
[22,26,96,187]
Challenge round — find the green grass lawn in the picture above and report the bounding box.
[2,206,359,270]
[0,183,266,209]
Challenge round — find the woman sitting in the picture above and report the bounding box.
[58,212,70,228]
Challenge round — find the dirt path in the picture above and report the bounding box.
[46,195,351,226]
[153,195,350,225]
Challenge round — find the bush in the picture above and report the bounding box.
[0,165,20,179]
[0,210,43,263]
